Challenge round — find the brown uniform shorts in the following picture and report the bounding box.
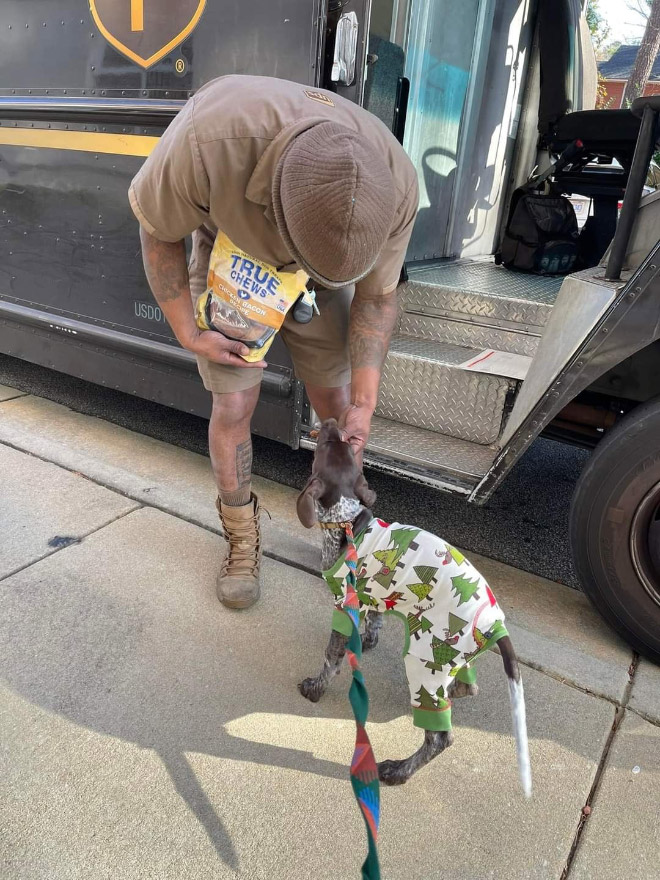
[188,231,353,394]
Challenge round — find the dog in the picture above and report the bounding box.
[296,418,531,794]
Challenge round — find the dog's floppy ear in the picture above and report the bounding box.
[354,473,377,508]
[296,475,325,528]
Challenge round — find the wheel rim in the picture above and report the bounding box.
[630,480,660,605]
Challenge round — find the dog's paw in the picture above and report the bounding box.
[377,759,410,786]
[361,631,379,652]
[298,677,324,703]
[447,680,479,699]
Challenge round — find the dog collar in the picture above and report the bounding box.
[319,521,354,531]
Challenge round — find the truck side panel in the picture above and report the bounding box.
[0,0,323,444]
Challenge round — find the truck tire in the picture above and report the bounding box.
[570,397,660,663]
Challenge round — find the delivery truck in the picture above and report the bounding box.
[1,0,659,661]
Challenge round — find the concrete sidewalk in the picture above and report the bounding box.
[1,384,658,880]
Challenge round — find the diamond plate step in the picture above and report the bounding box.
[366,416,497,482]
[398,261,564,356]
[301,417,497,494]
[377,335,514,445]
[398,311,540,356]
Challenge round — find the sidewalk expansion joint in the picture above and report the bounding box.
[2,439,640,693]
[626,704,660,728]
[3,436,643,696]
[510,654,633,710]
[559,653,640,880]
[0,437,323,579]
[2,437,642,712]
[0,504,142,584]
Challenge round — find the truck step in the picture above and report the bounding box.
[365,416,499,494]
[377,335,514,445]
[399,311,541,357]
[302,416,498,495]
[399,261,564,356]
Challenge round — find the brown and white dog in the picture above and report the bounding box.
[296,418,531,793]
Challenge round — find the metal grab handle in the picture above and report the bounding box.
[606,104,659,281]
[331,12,359,86]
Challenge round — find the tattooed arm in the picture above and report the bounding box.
[339,278,398,452]
[139,227,266,368]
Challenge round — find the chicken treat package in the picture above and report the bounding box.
[195,231,312,363]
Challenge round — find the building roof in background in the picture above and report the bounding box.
[599,44,660,81]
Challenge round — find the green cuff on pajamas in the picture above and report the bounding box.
[332,608,354,638]
[479,622,509,658]
[413,704,453,732]
[486,621,509,647]
[456,665,477,685]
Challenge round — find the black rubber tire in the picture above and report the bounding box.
[570,397,660,664]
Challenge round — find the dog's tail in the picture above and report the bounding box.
[498,635,532,798]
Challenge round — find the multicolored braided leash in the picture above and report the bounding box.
[335,521,381,880]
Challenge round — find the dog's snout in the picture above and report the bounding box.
[317,418,342,443]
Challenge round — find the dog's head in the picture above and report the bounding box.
[296,418,376,529]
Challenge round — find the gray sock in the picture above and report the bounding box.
[220,486,252,507]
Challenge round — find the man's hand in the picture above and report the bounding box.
[339,403,374,454]
[138,229,266,370]
[185,328,267,369]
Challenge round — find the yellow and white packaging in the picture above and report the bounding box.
[195,231,309,363]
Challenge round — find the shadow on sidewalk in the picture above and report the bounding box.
[0,510,358,871]
[1,507,643,871]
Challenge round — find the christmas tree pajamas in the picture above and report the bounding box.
[323,519,508,732]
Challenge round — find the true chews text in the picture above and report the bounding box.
[229,254,281,297]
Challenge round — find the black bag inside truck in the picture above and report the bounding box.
[496,188,579,276]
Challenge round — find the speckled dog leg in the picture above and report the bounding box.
[378,729,454,785]
[361,610,383,651]
[299,630,348,703]
[447,679,479,698]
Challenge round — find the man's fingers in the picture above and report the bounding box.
[220,352,267,369]
[205,345,266,368]
[207,336,266,368]
[342,428,366,451]
[215,337,250,358]
[344,432,365,451]
[229,340,253,357]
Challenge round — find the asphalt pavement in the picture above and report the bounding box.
[0,353,590,587]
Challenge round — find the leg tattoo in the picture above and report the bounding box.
[235,439,253,490]
[299,631,348,703]
[378,729,454,786]
[361,610,383,651]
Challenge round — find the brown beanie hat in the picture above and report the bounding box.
[272,122,396,288]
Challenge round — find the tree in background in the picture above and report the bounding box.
[627,0,653,30]
[588,0,620,107]
[622,0,660,106]
[587,0,619,61]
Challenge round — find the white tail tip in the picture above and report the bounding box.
[508,677,532,798]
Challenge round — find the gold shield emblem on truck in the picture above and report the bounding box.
[89,0,207,69]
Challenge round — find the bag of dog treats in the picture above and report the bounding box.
[195,231,310,363]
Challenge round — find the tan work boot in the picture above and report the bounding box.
[216,494,262,608]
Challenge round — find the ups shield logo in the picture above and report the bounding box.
[89,0,207,69]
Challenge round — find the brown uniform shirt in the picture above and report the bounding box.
[129,75,418,296]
